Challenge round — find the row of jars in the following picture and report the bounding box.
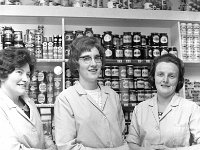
[66,65,150,79]
[65,30,168,48]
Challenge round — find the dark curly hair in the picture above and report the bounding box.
[68,36,105,77]
[0,47,36,80]
[148,53,185,93]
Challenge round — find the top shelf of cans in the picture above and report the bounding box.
[0,0,197,12]
[1,5,200,27]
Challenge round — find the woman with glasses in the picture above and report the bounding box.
[54,36,129,150]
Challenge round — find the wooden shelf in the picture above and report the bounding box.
[1,5,200,26]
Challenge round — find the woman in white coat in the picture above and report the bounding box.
[0,47,57,150]
[126,53,200,150]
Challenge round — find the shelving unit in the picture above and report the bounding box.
[1,5,200,136]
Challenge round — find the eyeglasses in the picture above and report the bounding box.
[79,55,102,64]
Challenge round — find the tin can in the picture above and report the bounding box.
[97,78,104,86]
[133,66,141,78]
[65,78,73,89]
[141,35,147,46]
[113,34,120,46]
[119,66,127,78]
[152,46,160,58]
[121,90,129,104]
[102,31,113,46]
[47,71,54,83]
[111,78,120,90]
[159,33,168,47]
[54,66,63,91]
[132,32,141,46]
[3,26,13,42]
[104,45,113,59]
[133,46,142,59]
[104,78,112,87]
[141,66,149,77]
[111,66,119,78]
[129,90,137,102]
[123,32,132,46]
[104,66,112,78]
[114,45,124,59]
[65,31,74,45]
[35,45,43,59]
[75,30,84,38]
[150,33,160,46]
[84,27,93,37]
[160,46,168,55]
[14,31,23,42]
[127,65,134,78]
[120,78,129,90]
[47,83,54,104]
[124,45,133,59]
[128,78,134,89]
[137,90,145,102]
[136,78,144,89]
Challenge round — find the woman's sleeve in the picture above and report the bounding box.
[126,106,141,147]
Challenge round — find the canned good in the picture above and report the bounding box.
[141,66,149,77]
[124,45,133,59]
[120,78,129,90]
[102,31,113,46]
[111,78,120,90]
[119,66,127,78]
[123,32,132,46]
[150,33,160,46]
[114,45,124,59]
[65,31,74,45]
[97,78,104,86]
[121,91,129,104]
[160,46,168,55]
[128,78,134,89]
[111,66,119,78]
[159,33,168,47]
[104,66,112,78]
[127,65,134,78]
[133,46,142,59]
[132,32,141,46]
[13,31,23,42]
[129,90,137,102]
[152,46,160,58]
[136,78,144,89]
[104,45,113,59]
[133,66,142,77]
[104,78,112,87]
[113,34,120,46]
[137,90,145,102]
[65,78,73,89]
[75,30,84,38]
[84,27,93,37]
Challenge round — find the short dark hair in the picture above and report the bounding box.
[68,36,105,77]
[148,53,185,93]
[0,47,36,79]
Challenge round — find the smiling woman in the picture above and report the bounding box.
[54,36,129,150]
[126,53,200,150]
[0,47,57,150]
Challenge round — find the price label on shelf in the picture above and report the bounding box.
[117,59,123,63]
[126,59,131,63]
[146,60,151,63]
[123,103,129,107]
